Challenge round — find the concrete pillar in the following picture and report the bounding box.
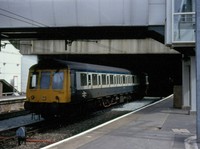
[190,56,196,113]
[182,56,197,113]
[182,56,191,110]
[196,0,200,141]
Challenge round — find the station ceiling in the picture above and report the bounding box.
[0,26,164,43]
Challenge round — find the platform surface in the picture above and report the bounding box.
[0,95,25,102]
[42,95,199,149]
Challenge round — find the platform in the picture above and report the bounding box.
[42,95,199,149]
[0,95,26,114]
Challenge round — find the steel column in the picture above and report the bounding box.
[196,0,200,142]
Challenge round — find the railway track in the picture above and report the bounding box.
[0,97,161,149]
[0,110,30,121]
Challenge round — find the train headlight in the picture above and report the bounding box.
[42,96,46,101]
[55,96,60,101]
[31,95,35,100]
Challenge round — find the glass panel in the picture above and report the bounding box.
[30,72,39,89]
[128,76,131,83]
[88,75,91,85]
[102,74,106,85]
[120,76,122,84]
[92,74,97,85]
[52,71,64,89]
[40,72,51,89]
[98,75,101,85]
[173,14,195,42]
[81,73,87,86]
[123,76,125,84]
[107,75,109,85]
[132,76,134,83]
[174,0,194,13]
[110,75,113,84]
[114,76,116,84]
[117,75,120,84]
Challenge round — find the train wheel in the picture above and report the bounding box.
[102,98,111,108]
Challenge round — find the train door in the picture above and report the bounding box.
[70,70,75,94]
[87,73,92,89]
[98,74,102,88]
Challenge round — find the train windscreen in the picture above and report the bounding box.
[52,71,64,89]
[40,72,51,89]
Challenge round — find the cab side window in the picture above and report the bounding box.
[30,72,39,89]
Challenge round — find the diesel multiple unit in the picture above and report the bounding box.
[24,59,148,119]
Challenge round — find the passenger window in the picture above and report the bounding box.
[102,74,106,85]
[92,74,98,85]
[125,76,127,84]
[80,73,87,86]
[132,76,134,83]
[98,75,101,85]
[123,76,125,84]
[52,71,64,89]
[40,71,51,89]
[107,75,109,85]
[110,75,114,84]
[114,75,116,84]
[30,72,39,89]
[117,75,120,84]
[120,76,123,84]
[128,76,131,83]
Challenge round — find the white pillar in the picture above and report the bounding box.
[182,56,190,109]
[190,56,196,113]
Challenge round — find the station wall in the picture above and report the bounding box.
[0,41,37,94]
[0,41,22,93]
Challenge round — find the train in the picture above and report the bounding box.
[24,59,149,119]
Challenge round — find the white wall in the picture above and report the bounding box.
[0,41,22,92]
[0,41,38,94]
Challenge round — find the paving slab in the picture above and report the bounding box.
[42,95,199,149]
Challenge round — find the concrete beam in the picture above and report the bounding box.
[20,39,178,55]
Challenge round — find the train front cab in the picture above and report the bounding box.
[25,68,71,117]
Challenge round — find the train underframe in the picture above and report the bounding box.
[24,92,141,119]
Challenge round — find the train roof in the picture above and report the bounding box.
[30,59,133,74]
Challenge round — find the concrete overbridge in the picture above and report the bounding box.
[0,0,176,54]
